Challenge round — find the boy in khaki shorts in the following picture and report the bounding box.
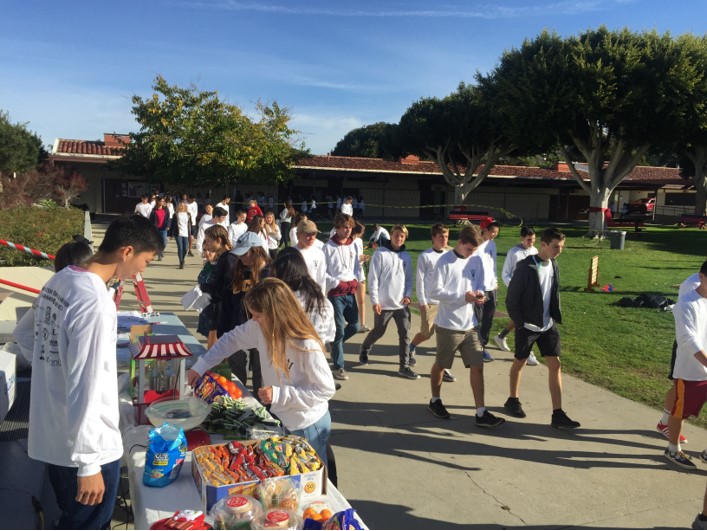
[427,225,505,428]
[409,224,455,382]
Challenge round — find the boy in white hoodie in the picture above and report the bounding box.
[323,213,361,380]
[358,225,416,379]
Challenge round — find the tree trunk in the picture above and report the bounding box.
[694,170,707,216]
[587,189,612,239]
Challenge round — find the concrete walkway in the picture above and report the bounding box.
[7,218,705,529]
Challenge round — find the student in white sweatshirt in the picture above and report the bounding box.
[427,225,505,429]
[358,225,417,379]
[28,216,163,529]
[295,219,329,293]
[493,225,539,366]
[228,210,248,245]
[323,213,361,381]
[409,224,456,382]
[473,221,500,362]
[188,278,336,466]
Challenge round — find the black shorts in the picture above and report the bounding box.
[514,324,561,359]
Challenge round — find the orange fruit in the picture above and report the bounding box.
[320,509,332,520]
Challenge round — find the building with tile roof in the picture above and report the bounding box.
[50,134,695,220]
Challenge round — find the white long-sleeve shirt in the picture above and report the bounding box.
[228,221,248,245]
[501,243,538,287]
[353,237,366,282]
[672,288,707,381]
[298,245,328,293]
[215,202,230,225]
[416,248,446,306]
[323,238,360,285]
[295,291,335,344]
[431,250,485,332]
[368,246,412,310]
[196,219,228,255]
[187,201,199,226]
[191,320,336,430]
[475,239,498,291]
[679,273,701,301]
[28,267,122,476]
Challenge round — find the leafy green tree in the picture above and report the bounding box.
[332,122,400,159]
[0,110,46,176]
[668,34,707,216]
[118,76,303,187]
[398,82,513,205]
[488,28,696,236]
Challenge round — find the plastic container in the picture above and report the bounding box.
[209,494,263,530]
[145,396,211,431]
[250,509,301,530]
[608,230,626,250]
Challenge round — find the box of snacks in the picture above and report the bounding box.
[191,435,326,511]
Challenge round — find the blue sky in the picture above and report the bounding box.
[1,0,705,155]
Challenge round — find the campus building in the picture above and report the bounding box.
[50,134,695,222]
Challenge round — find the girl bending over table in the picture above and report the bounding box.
[188,278,336,466]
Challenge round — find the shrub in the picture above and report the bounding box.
[0,205,84,266]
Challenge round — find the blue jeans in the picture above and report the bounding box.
[47,459,121,530]
[159,229,168,257]
[329,294,359,370]
[175,235,189,263]
[289,411,331,468]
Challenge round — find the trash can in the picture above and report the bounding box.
[608,230,626,250]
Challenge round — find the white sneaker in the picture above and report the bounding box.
[493,334,510,352]
[527,352,539,366]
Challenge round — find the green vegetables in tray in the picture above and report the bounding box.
[202,395,281,438]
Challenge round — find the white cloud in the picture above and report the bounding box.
[291,112,364,155]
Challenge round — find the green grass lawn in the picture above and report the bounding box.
[325,221,707,428]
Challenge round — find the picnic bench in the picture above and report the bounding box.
[449,210,494,227]
[678,214,707,229]
[605,210,644,232]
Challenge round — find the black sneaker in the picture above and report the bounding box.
[408,353,417,366]
[428,399,450,419]
[664,448,696,470]
[551,410,581,430]
[504,397,527,418]
[398,366,420,379]
[476,410,506,428]
[359,349,369,365]
[442,369,456,383]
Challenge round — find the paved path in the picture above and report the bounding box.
[95,220,707,528]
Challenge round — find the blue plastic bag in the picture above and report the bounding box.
[143,423,187,488]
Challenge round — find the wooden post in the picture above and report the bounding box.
[585,255,600,292]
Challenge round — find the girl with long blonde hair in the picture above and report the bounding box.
[188,278,336,466]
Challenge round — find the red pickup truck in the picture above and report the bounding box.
[628,198,655,215]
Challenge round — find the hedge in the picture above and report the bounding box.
[0,206,85,267]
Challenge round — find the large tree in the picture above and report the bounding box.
[118,76,303,187]
[669,34,707,216]
[488,27,696,236]
[331,122,399,159]
[0,110,46,176]
[397,82,513,205]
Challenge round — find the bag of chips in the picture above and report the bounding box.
[143,423,187,488]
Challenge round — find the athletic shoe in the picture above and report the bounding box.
[408,353,417,366]
[333,368,349,380]
[187,251,194,257]
[656,422,688,444]
[358,349,369,366]
[358,325,371,333]
[476,410,506,428]
[693,514,707,530]
[398,366,420,380]
[527,352,539,366]
[493,334,510,352]
[551,410,581,430]
[504,397,527,418]
[428,399,451,419]
[664,448,696,470]
[442,369,456,383]
[482,350,495,362]
[701,449,707,464]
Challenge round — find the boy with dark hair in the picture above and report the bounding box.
[28,215,162,529]
[323,213,361,380]
[663,259,707,469]
[504,227,580,429]
[359,225,416,379]
[410,224,455,382]
[427,225,505,428]
[474,221,500,362]
[494,226,539,366]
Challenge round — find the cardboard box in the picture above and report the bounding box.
[191,442,327,512]
[0,349,16,422]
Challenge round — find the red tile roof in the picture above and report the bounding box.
[54,138,124,157]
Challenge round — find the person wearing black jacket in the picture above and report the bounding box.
[504,227,580,430]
